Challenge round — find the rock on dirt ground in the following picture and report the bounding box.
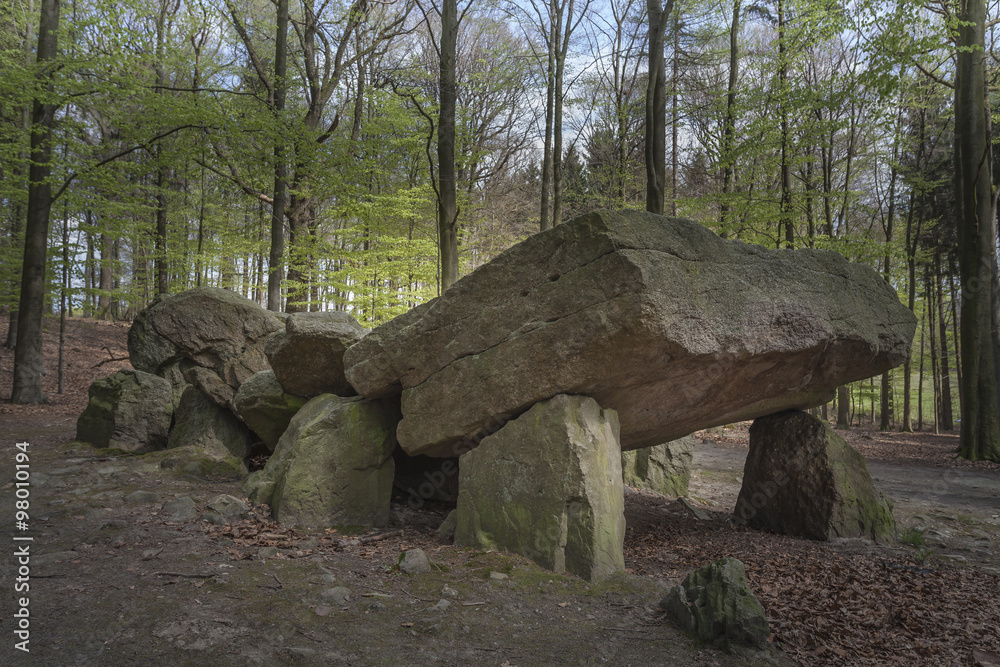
[2,315,1000,666]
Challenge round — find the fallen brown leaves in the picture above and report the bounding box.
[0,315,132,416]
[626,498,1000,667]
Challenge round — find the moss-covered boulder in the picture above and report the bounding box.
[243,394,399,529]
[661,557,769,649]
[76,370,174,452]
[167,386,252,464]
[455,394,625,582]
[233,370,307,451]
[735,410,896,542]
[621,435,695,497]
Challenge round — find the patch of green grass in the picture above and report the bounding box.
[900,526,926,547]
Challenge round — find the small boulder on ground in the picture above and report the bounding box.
[735,410,896,542]
[455,394,625,582]
[233,370,308,451]
[661,557,770,649]
[76,370,174,452]
[127,287,282,408]
[243,394,399,529]
[207,494,249,519]
[621,435,695,497]
[399,548,432,574]
[265,311,368,398]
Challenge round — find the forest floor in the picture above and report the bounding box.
[1,316,999,666]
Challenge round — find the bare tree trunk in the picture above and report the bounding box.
[936,250,954,430]
[918,310,925,431]
[947,262,963,411]
[669,11,679,216]
[777,0,792,248]
[268,0,288,311]
[539,10,555,232]
[438,0,459,289]
[718,0,741,236]
[836,385,849,428]
[58,192,69,394]
[644,0,673,214]
[927,269,940,434]
[11,0,60,404]
[901,201,916,432]
[955,0,1000,460]
[154,163,169,295]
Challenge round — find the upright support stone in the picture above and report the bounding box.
[243,394,399,529]
[455,394,625,582]
[735,410,896,542]
[621,436,695,497]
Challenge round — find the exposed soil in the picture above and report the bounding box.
[1,316,999,666]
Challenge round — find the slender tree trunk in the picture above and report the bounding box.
[11,0,60,404]
[268,0,288,311]
[902,199,918,432]
[777,0,793,248]
[154,163,169,295]
[928,270,940,434]
[954,0,1000,460]
[83,214,93,318]
[936,250,954,430]
[551,0,575,227]
[539,10,555,232]
[670,12,679,216]
[719,0,741,236]
[947,268,963,411]
[918,310,925,431]
[4,1,38,349]
[438,0,459,289]
[58,193,69,395]
[645,0,672,214]
[836,384,849,428]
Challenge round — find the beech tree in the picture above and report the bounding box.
[953,0,1000,460]
[11,0,59,404]
[645,0,674,214]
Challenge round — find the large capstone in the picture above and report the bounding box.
[265,311,368,397]
[233,370,308,451]
[167,385,253,466]
[243,394,399,529]
[454,394,625,582]
[621,436,695,497]
[735,410,896,542]
[661,557,770,649]
[344,210,916,458]
[127,287,282,409]
[76,370,173,452]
